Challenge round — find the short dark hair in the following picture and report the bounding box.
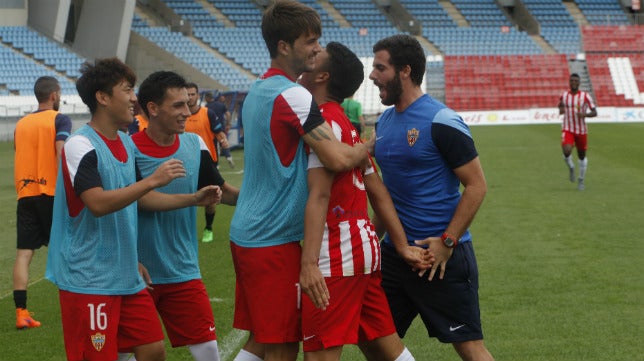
[76,58,136,114]
[185,82,199,92]
[324,42,364,103]
[373,34,426,86]
[137,71,188,118]
[570,73,580,79]
[34,76,60,104]
[262,0,321,58]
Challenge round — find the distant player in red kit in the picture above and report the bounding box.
[558,73,597,190]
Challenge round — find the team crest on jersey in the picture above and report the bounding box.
[407,128,419,147]
[332,205,345,218]
[91,332,106,352]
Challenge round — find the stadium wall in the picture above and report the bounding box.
[3,103,643,142]
[28,0,69,43]
[72,0,134,60]
[460,107,644,126]
[0,0,27,25]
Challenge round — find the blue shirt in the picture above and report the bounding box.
[374,94,478,247]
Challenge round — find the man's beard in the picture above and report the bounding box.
[381,72,403,106]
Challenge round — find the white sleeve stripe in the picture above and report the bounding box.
[197,135,210,153]
[63,135,94,187]
[281,86,314,127]
[331,121,342,140]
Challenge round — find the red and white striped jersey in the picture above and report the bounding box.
[308,102,379,277]
[560,90,596,134]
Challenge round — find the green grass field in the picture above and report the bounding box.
[1,123,643,361]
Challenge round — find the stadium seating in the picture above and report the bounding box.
[135,1,256,90]
[582,25,644,106]
[0,26,85,79]
[0,26,84,95]
[424,27,543,55]
[575,0,631,25]
[581,24,644,52]
[1,0,642,114]
[399,0,456,28]
[330,0,392,28]
[450,0,513,27]
[205,0,261,27]
[444,54,570,111]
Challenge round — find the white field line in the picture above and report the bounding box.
[219,328,249,361]
[0,276,45,299]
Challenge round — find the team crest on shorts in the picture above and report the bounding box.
[407,128,419,147]
[91,332,106,351]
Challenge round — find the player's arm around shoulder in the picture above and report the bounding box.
[302,121,368,173]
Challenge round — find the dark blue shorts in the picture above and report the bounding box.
[17,195,54,250]
[381,242,484,343]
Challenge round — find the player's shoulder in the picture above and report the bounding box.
[432,106,471,137]
[55,112,72,122]
[181,131,201,142]
[63,134,96,166]
[280,83,313,106]
[65,133,93,150]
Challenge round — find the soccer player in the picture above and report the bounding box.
[206,93,235,168]
[185,82,230,242]
[341,94,366,138]
[228,2,368,361]
[13,76,72,329]
[127,101,149,135]
[133,70,237,361]
[298,41,431,361]
[45,58,219,361]
[368,34,494,361]
[558,73,597,190]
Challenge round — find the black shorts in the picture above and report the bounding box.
[17,195,54,250]
[381,242,484,343]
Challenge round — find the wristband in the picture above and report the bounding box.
[441,232,459,248]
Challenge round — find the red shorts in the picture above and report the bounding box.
[301,271,396,352]
[149,279,217,347]
[230,241,302,343]
[59,289,164,361]
[561,130,587,151]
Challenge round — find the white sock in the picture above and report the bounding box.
[233,348,264,361]
[188,340,220,361]
[117,353,136,361]
[578,157,588,180]
[564,155,574,169]
[394,347,415,361]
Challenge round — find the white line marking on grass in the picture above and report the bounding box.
[219,328,248,361]
[209,297,225,302]
[0,276,45,300]
[220,170,244,175]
